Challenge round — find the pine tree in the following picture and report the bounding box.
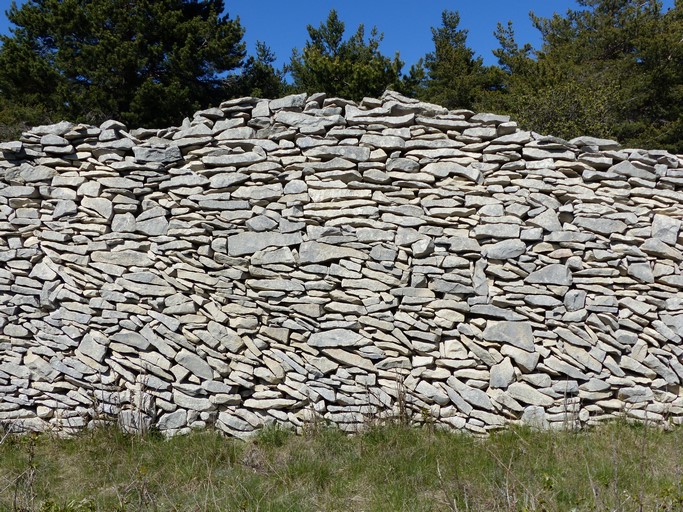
[422,10,500,110]
[487,0,683,151]
[288,9,404,100]
[231,42,286,99]
[0,0,245,128]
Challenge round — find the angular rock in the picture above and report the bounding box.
[525,264,573,286]
[483,321,535,352]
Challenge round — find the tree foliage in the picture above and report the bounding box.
[230,41,286,99]
[1,1,682,151]
[0,0,245,128]
[421,10,502,110]
[288,9,404,100]
[484,0,683,151]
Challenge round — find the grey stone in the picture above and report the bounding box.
[415,381,450,406]
[133,145,182,163]
[110,330,150,350]
[422,162,482,183]
[641,238,683,261]
[609,160,654,179]
[570,136,620,150]
[472,224,521,239]
[215,127,256,140]
[305,146,371,162]
[323,349,374,371]
[274,110,343,131]
[298,241,367,263]
[501,346,539,373]
[521,406,550,429]
[77,335,107,363]
[507,382,554,407]
[525,264,573,286]
[157,410,187,430]
[90,250,154,267]
[573,217,627,235]
[269,93,307,110]
[308,329,364,348]
[209,173,249,189]
[136,216,169,236]
[202,152,266,167]
[483,321,535,351]
[232,184,283,201]
[172,391,213,412]
[652,214,681,245]
[490,357,515,389]
[227,232,303,257]
[482,239,526,259]
[447,377,495,411]
[177,350,214,379]
[360,134,405,150]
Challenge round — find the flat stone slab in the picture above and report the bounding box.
[483,321,536,351]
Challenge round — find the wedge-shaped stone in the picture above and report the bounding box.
[110,330,150,350]
[651,214,681,245]
[227,232,302,257]
[490,357,515,389]
[525,264,572,286]
[507,382,554,407]
[323,349,375,371]
[133,145,182,163]
[274,110,343,130]
[117,276,175,296]
[360,134,405,150]
[304,146,370,162]
[81,197,112,219]
[77,334,107,363]
[528,208,562,232]
[298,241,367,263]
[209,172,249,189]
[573,217,627,235]
[446,376,495,411]
[232,184,284,201]
[422,162,481,183]
[172,391,213,412]
[92,250,153,267]
[641,238,683,261]
[247,279,305,293]
[483,321,535,351]
[308,329,364,348]
[415,381,450,406]
[482,239,526,259]
[177,349,213,379]
[609,160,655,179]
[202,152,266,167]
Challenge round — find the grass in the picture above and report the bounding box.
[1,421,683,511]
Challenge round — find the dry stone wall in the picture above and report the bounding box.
[1,90,683,437]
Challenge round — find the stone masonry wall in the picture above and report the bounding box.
[1,91,683,437]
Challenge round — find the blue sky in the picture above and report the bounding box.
[0,0,677,68]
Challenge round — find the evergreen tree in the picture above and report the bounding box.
[0,0,245,128]
[288,9,404,100]
[484,18,620,140]
[486,0,683,151]
[231,41,286,99]
[422,10,500,110]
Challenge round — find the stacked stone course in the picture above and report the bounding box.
[1,90,682,436]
